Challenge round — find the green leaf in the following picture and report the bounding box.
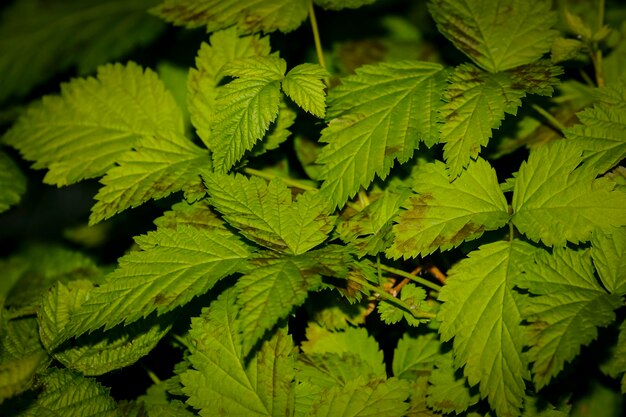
[140,383,196,417]
[3,62,184,186]
[60,225,251,343]
[313,0,377,10]
[211,56,286,172]
[89,132,210,224]
[388,158,509,259]
[377,284,429,327]
[592,228,626,295]
[18,368,121,417]
[392,332,440,380]
[253,98,298,154]
[0,151,26,213]
[565,82,626,174]
[512,140,626,246]
[438,240,537,417]
[236,248,350,353]
[0,352,47,404]
[296,323,387,395]
[2,245,103,317]
[428,0,557,72]
[0,317,50,402]
[181,288,296,417]
[440,65,526,177]
[154,200,226,232]
[301,325,385,378]
[188,28,272,147]
[602,320,626,394]
[281,63,328,118]
[517,247,623,389]
[427,351,479,414]
[158,61,191,134]
[0,0,164,103]
[337,188,410,257]
[205,174,335,254]
[316,61,446,208]
[38,281,172,375]
[0,318,46,361]
[152,0,309,33]
[308,376,410,417]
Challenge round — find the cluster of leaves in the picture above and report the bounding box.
[1,0,626,416]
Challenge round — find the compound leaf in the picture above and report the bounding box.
[517,247,622,389]
[38,281,172,376]
[236,247,350,353]
[438,240,537,417]
[282,63,328,118]
[428,0,557,72]
[19,368,121,417]
[388,158,509,259]
[90,133,209,224]
[565,82,626,174]
[211,56,285,172]
[181,288,296,417]
[512,140,626,246]
[152,0,309,33]
[205,174,335,254]
[4,62,184,186]
[377,284,429,327]
[0,151,26,213]
[442,61,560,176]
[59,225,252,344]
[0,0,164,103]
[440,65,526,177]
[316,61,446,208]
[591,228,626,295]
[188,28,272,146]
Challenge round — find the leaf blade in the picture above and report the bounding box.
[428,0,557,72]
[438,240,536,417]
[388,158,509,259]
[316,60,446,208]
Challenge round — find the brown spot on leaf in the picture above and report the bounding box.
[153,292,175,307]
[384,144,403,157]
[431,222,484,248]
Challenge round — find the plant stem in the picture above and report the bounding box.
[308,0,327,70]
[144,367,162,384]
[592,0,606,87]
[349,275,437,319]
[592,51,605,87]
[597,0,605,33]
[530,103,566,134]
[375,262,442,292]
[243,167,318,191]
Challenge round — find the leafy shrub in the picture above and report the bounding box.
[1,0,625,416]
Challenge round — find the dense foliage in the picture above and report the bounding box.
[1,0,625,416]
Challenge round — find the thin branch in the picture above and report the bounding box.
[349,275,437,319]
[308,1,327,71]
[374,262,442,292]
[530,103,566,134]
